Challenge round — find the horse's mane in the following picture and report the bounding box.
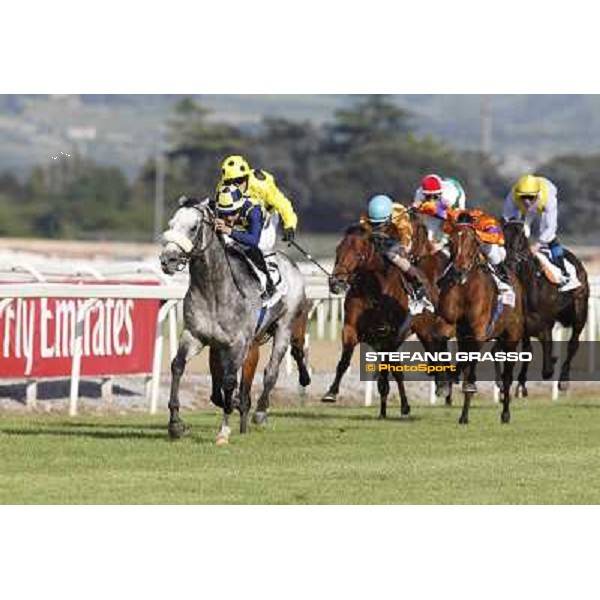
[178,195,211,209]
[345,222,371,237]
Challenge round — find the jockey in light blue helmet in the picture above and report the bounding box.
[365,193,434,314]
[367,194,394,223]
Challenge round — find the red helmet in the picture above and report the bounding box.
[421,174,443,195]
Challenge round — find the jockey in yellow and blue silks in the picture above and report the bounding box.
[214,185,276,298]
[218,155,298,246]
[503,174,567,278]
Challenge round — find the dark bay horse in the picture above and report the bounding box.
[435,221,525,424]
[503,220,589,394]
[323,223,420,418]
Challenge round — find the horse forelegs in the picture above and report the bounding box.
[168,330,201,439]
[209,347,225,408]
[216,345,247,445]
[500,341,519,423]
[323,327,358,403]
[459,349,479,425]
[254,325,291,425]
[239,344,260,434]
[516,336,532,397]
[390,368,410,418]
[290,304,311,388]
[559,324,585,392]
[539,328,556,380]
[377,371,390,419]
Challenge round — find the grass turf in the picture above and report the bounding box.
[1,399,600,504]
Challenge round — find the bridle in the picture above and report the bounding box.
[163,202,217,266]
[330,231,375,289]
[447,224,483,285]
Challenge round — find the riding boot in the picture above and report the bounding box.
[493,261,511,286]
[553,253,569,279]
[405,265,432,304]
[247,247,276,298]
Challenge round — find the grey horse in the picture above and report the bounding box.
[159,197,309,444]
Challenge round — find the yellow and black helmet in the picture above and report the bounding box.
[216,185,245,214]
[221,155,251,183]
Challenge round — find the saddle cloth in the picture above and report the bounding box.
[247,252,287,308]
[486,267,516,307]
[535,251,580,292]
[223,237,287,308]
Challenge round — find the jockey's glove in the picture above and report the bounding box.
[282,227,296,242]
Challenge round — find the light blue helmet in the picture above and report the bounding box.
[367,194,393,223]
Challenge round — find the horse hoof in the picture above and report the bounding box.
[168,422,190,439]
[321,393,337,403]
[458,415,469,425]
[462,383,477,394]
[444,396,453,407]
[299,372,312,387]
[516,384,528,398]
[378,413,386,420]
[542,369,554,380]
[252,412,268,426]
[211,395,224,409]
[558,380,570,392]
[436,384,450,398]
[216,425,231,446]
[500,413,511,424]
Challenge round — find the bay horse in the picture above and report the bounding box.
[435,218,525,424]
[160,197,309,444]
[407,210,458,405]
[323,223,422,419]
[503,220,589,395]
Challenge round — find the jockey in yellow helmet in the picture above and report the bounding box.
[218,155,298,244]
[503,174,566,278]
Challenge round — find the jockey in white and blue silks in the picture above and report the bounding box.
[214,185,276,298]
[503,174,567,279]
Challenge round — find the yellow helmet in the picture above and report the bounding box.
[515,174,541,198]
[221,155,251,182]
[216,185,245,214]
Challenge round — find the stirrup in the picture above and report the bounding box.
[261,282,276,300]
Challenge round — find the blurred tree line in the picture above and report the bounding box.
[0,95,598,240]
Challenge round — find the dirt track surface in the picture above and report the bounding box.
[2,337,599,415]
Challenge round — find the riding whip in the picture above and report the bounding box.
[287,239,331,277]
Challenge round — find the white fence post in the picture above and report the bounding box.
[25,380,37,409]
[168,303,178,363]
[69,298,100,416]
[100,378,113,403]
[429,381,436,405]
[329,298,338,341]
[148,300,178,415]
[316,300,326,340]
[364,380,373,407]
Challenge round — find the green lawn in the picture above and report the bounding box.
[1,400,600,504]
